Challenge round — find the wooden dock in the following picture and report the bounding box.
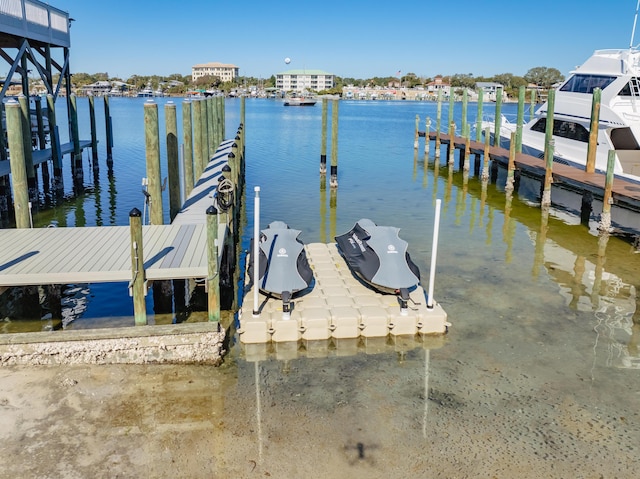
[0,141,233,291]
[238,243,449,344]
[0,140,93,177]
[424,132,640,213]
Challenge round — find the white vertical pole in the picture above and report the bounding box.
[427,199,442,308]
[253,186,261,316]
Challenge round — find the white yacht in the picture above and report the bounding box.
[491,48,640,183]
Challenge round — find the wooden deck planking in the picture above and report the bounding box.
[428,132,640,207]
[0,141,232,288]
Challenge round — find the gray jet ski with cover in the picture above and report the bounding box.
[335,218,420,308]
[248,221,313,313]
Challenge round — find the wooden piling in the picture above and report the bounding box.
[193,100,204,179]
[89,96,98,165]
[435,90,442,160]
[182,100,194,197]
[320,98,328,174]
[541,138,554,207]
[543,88,555,172]
[464,123,471,171]
[165,102,180,221]
[424,117,431,156]
[47,94,63,193]
[530,89,536,121]
[6,100,30,228]
[18,95,36,203]
[0,102,6,161]
[475,88,484,142]
[516,86,525,154]
[482,127,490,181]
[207,97,215,158]
[104,96,113,165]
[34,96,46,150]
[461,89,468,136]
[330,99,339,188]
[493,87,503,148]
[586,87,601,173]
[201,99,209,168]
[69,94,83,192]
[129,208,147,325]
[144,101,163,225]
[414,114,419,150]
[448,121,455,166]
[212,96,220,152]
[206,205,220,323]
[599,150,616,231]
[506,131,516,192]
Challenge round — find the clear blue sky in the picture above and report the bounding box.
[48,0,636,80]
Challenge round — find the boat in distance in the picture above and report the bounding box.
[486,48,640,183]
[283,91,317,106]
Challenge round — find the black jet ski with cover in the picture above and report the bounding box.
[335,218,420,309]
[248,221,313,314]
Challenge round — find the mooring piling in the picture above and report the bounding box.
[206,205,220,324]
[414,114,420,150]
[104,95,114,165]
[165,102,180,221]
[493,87,503,148]
[476,88,484,142]
[18,95,37,203]
[599,150,616,231]
[505,131,516,192]
[586,87,601,173]
[424,117,431,157]
[182,99,194,197]
[128,207,147,326]
[144,100,163,225]
[516,86,525,154]
[89,96,98,166]
[69,94,83,193]
[192,100,204,179]
[6,100,30,229]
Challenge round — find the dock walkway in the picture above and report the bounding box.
[426,132,640,212]
[0,141,233,291]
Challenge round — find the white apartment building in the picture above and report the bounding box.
[192,62,239,82]
[276,70,335,93]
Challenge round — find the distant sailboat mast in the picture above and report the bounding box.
[630,0,640,48]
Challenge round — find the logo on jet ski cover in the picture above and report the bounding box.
[277,248,288,257]
[349,233,367,252]
[387,244,398,253]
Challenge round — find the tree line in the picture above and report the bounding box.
[65,66,564,98]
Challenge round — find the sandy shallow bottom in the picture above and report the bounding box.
[0,323,637,479]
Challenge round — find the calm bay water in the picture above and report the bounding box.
[2,97,639,475]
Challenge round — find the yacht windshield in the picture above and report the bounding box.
[530,118,590,143]
[559,74,617,93]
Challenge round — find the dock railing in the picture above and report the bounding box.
[0,0,70,48]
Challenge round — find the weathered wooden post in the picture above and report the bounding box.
[476,88,484,142]
[88,96,98,162]
[47,94,63,194]
[543,88,555,171]
[506,131,517,192]
[6,100,30,228]
[320,98,328,174]
[464,123,471,171]
[129,207,147,325]
[206,205,220,323]
[212,96,220,151]
[599,150,616,231]
[586,87,601,173]
[165,102,180,221]
[69,94,84,193]
[516,86,525,154]
[424,117,431,157]
[144,100,163,225]
[530,89,536,121]
[461,89,468,137]
[0,102,6,161]
[330,99,339,188]
[414,114,420,150]
[104,96,113,167]
[447,121,455,166]
[493,86,503,148]
[207,97,215,158]
[18,95,37,203]
[182,100,194,197]
[193,100,204,180]
[482,127,491,181]
[201,99,209,168]
[435,90,442,160]
[541,138,554,207]
[33,97,49,192]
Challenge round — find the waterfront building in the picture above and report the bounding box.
[276,70,335,93]
[191,62,239,82]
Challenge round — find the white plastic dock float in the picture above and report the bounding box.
[238,242,448,344]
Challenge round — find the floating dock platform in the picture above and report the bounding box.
[238,242,449,344]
